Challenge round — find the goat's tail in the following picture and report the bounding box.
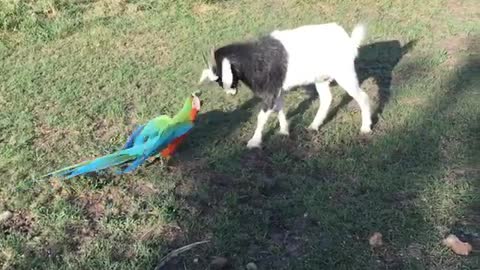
[350,23,366,57]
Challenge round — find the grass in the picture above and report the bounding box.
[0,0,479,269]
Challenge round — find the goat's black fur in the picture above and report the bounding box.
[213,36,288,111]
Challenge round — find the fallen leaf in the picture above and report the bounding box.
[246,262,258,270]
[0,211,13,224]
[369,232,383,247]
[442,234,472,256]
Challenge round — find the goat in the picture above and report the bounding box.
[199,22,373,149]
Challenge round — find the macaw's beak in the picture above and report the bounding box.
[192,95,201,111]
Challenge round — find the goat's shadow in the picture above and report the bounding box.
[174,97,259,160]
[288,40,417,127]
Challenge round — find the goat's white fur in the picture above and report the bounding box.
[247,109,273,148]
[221,59,237,95]
[202,23,372,148]
[277,109,289,135]
[251,23,371,147]
[271,23,366,91]
[309,81,333,130]
[198,68,218,84]
[221,58,233,89]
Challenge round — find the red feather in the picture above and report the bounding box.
[160,107,199,158]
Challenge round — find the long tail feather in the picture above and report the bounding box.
[42,147,141,179]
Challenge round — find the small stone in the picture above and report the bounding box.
[0,211,13,224]
[369,232,383,247]
[246,262,258,270]
[193,257,199,263]
[210,256,228,269]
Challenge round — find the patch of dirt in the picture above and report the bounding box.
[70,186,134,221]
[1,210,35,235]
[110,244,136,261]
[390,191,417,210]
[74,192,106,220]
[93,119,125,143]
[115,32,171,65]
[136,223,185,247]
[84,0,141,20]
[443,167,470,184]
[44,3,57,19]
[105,186,135,215]
[405,243,424,260]
[192,2,218,16]
[441,35,471,68]
[439,136,463,164]
[28,240,63,259]
[268,213,316,259]
[287,0,334,15]
[34,122,82,153]
[64,222,99,253]
[241,150,274,176]
[397,96,427,107]
[372,246,406,270]
[447,0,480,18]
[128,180,160,198]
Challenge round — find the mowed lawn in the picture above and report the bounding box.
[0,0,479,269]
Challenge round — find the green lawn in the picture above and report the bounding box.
[1,0,479,269]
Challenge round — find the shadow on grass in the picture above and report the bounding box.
[164,38,479,269]
[13,38,478,269]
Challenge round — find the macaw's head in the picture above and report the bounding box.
[187,92,202,121]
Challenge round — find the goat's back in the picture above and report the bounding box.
[271,23,359,89]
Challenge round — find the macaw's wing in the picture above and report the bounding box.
[122,124,145,150]
[129,115,172,147]
[120,122,194,174]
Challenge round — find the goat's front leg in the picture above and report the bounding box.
[247,109,273,148]
[274,94,289,135]
[277,110,289,135]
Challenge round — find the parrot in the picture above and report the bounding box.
[42,92,201,179]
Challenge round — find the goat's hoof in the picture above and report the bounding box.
[247,139,262,149]
[307,124,320,131]
[360,126,372,134]
[279,129,289,136]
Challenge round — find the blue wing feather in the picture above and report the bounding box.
[122,125,145,149]
[120,122,194,174]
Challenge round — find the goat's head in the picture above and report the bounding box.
[198,47,238,96]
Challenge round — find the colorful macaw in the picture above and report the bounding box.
[42,92,201,179]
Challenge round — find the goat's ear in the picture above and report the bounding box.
[198,68,218,85]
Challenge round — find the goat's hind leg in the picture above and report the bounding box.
[309,81,333,130]
[335,73,372,133]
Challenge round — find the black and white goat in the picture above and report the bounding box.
[199,22,373,148]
